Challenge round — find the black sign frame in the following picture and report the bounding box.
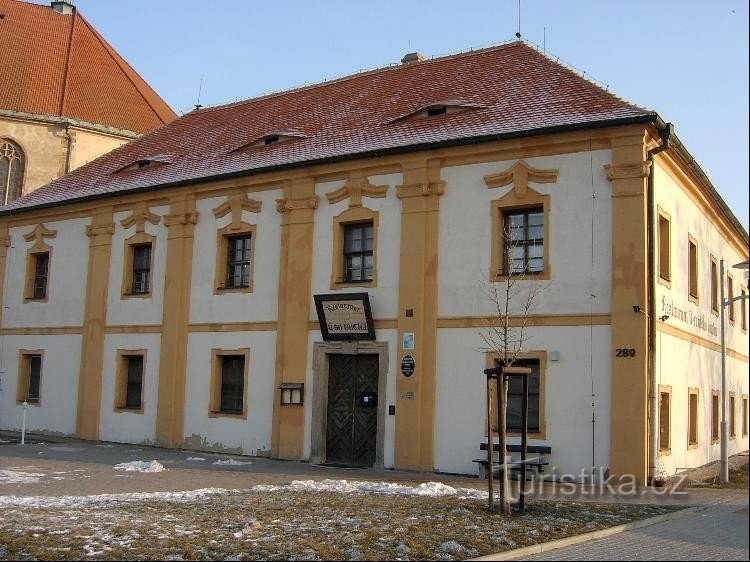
[314,293,376,341]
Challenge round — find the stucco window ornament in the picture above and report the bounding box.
[0,140,25,205]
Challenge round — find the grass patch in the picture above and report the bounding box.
[0,489,679,561]
[689,463,749,490]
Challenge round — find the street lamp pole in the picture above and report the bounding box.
[719,258,728,484]
[720,258,749,485]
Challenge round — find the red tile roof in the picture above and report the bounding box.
[2,41,656,214]
[0,0,175,133]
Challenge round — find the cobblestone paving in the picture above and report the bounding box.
[519,496,749,561]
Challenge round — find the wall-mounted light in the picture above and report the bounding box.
[659,315,670,322]
[279,383,304,405]
[632,305,642,313]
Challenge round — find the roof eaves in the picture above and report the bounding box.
[0,114,658,218]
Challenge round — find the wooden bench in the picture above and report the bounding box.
[473,443,552,480]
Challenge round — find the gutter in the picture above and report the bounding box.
[646,122,673,485]
[63,124,73,175]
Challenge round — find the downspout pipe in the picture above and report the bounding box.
[647,122,673,484]
[63,123,73,175]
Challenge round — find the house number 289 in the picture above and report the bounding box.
[615,348,636,357]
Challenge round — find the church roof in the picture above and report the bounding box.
[3,41,656,214]
[0,0,175,133]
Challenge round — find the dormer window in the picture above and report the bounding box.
[232,130,307,152]
[115,155,172,173]
[387,100,485,124]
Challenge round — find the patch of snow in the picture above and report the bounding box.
[113,460,165,473]
[186,457,206,461]
[213,459,252,466]
[0,488,234,508]
[0,468,44,484]
[252,479,487,499]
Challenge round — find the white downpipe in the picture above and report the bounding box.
[20,400,28,445]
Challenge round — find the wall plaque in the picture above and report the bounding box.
[314,293,376,341]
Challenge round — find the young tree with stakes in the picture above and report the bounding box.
[479,222,542,515]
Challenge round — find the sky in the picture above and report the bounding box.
[69,0,749,229]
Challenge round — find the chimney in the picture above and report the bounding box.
[401,52,425,64]
[51,1,75,15]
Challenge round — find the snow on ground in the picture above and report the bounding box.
[252,479,487,499]
[0,469,45,484]
[0,488,234,508]
[186,457,205,462]
[112,460,165,473]
[212,459,252,466]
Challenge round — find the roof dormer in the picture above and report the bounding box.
[387,100,486,124]
[232,130,307,152]
[115,154,173,173]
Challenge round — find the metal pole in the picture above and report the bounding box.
[720,259,728,484]
[520,374,528,514]
[486,375,494,511]
[21,401,28,445]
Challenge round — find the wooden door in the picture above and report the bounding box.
[326,354,378,466]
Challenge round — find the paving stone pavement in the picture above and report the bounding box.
[1,435,748,562]
[518,494,749,561]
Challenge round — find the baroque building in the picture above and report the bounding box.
[0,41,747,484]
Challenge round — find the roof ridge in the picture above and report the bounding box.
[75,12,175,123]
[518,39,649,113]
[57,5,76,117]
[192,40,525,115]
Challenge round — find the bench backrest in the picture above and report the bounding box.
[480,443,552,454]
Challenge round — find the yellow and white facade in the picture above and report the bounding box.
[0,121,746,484]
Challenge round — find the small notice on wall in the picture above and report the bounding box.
[314,293,376,341]
[402,332,415,350]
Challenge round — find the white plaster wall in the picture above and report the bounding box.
[302,328,398,468]
[434,326,612,478]
[0,335,81,434]
[99,333,161,445]
[439,151,613,318]
[653,161,749,475]
[183,331,277,454]
[653,162,749,355]
[106,206,169,326]
[4,218,90,328]
[190,190,282,324]
[309,174,402,321]
[655,331,748,477]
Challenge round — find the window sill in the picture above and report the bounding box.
[214,286,253,295]
[23,297,48,303]
[711,438,720,445]
[208,410,247,420]
[658,448,671,457]
[687,442,699,450]
[121,292,152,300]
[688,294,699,305]
[657,275,671,289]
[114,407,144,415]
[17,400,41,406]
[492,270,550,282]
[333,279,376,290]
[711,308,719,317]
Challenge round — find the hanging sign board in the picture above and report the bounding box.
[314,293,376,341]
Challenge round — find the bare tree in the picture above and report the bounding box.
[478,225,543,515]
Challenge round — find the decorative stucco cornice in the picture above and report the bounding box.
[325,173,389,207]
[604,161,652,181]
[483,159,558,198]
[396,181,445,199]
[120,205,161,233]
[23,224,58,247]
[212,193,262,229]
[85,223,115,238]
[164,211,199,227]
[276,196,318,213]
